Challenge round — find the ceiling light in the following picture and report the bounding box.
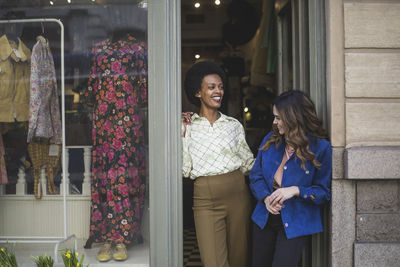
[49,0,54,5]
[244,107,249,113]
[138,0,148,9]
[195,54,200,59]
[67,0,71,3]
[194,2,200,8]
[215,0,221,5]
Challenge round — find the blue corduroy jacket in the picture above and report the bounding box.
[249,132,332,239]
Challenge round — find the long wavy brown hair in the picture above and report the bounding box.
[261,90,328,169]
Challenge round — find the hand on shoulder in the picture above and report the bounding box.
[182,112,193,137]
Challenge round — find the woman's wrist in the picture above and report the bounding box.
[291,186,300,197]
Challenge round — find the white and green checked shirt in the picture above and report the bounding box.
[182,113,255,179]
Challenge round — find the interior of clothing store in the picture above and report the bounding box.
[181,0,277,265]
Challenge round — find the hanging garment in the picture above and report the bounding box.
[83,33,147,246]
[0,123,9,184]
[28,36,62,144]
[0,35,31,122]
[27,142,61,199]
[250,0,276,87]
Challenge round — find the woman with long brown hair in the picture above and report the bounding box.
[249,90,332,267]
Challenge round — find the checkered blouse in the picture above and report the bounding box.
[182,113,255,179]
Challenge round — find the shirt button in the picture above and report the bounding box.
[283,166,287,170]
[284,223,288,227]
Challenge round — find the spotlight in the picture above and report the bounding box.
[194,2,200,8]
[138,0,148,9]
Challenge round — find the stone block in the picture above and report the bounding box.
[357,214,400,242]
[346,103,400,144]
[354,243,400,267]
[345,52,400,98]
[357,181,399,213]
[332,147,344,179]
[330,180,355,267]
[344,3,400,48]
[345,146,400,179]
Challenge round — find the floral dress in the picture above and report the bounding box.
[83,33,147,246]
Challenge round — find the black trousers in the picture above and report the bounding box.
[252,214,308,267]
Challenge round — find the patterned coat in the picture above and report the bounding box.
[28,36,62,144]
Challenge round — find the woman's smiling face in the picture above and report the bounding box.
[273,105,285,135]
[196,74,224,110]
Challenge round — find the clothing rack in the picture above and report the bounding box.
[0,18,76,263]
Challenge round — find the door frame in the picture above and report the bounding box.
[148,1,183,267]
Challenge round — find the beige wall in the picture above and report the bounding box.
[327,1,400,266]
[344,2,400,146]
[328,1,400,147]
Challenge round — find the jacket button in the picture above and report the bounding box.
[283,166,287,170]
[261,161,264,165]
[305,170,309,174]
[284,223,288,227]
[303,194,307,198]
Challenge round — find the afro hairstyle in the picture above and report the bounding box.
[184,61,227,107]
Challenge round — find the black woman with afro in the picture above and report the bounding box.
[182,61,255,267]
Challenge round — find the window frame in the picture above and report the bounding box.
[148,1,183,267]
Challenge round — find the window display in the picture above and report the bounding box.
[0,2,149,265]
[82,30,148,255]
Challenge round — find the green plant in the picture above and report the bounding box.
[32,254,54,267]
[60,249,88,267]
[0,245,18,267]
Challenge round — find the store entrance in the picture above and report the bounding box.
[181,0,328,266]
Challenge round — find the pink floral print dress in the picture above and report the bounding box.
[83,33,147,246]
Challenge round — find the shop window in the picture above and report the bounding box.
[0,2,149,265]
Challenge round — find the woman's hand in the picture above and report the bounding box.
[269,186,300,206]
[264,195,283,215]
[182,112,193,137]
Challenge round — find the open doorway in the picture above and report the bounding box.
[181,0,328,266]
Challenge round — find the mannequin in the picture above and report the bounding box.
[82,29,148,262]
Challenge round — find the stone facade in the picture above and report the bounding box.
[354,243,400,267]
[327,1,400,266]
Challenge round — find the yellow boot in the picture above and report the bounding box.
[113,242,128,261]
[96,241,112,262]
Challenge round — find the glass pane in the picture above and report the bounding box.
[0,1,149,266]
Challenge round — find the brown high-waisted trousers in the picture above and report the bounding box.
[193,169,251,267]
